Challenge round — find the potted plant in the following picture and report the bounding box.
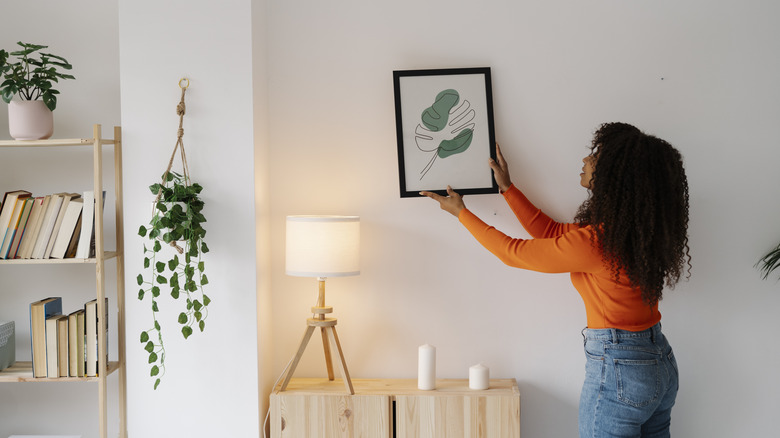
[0,41,75,140]
[137,170,210,389]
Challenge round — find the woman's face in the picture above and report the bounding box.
[580,154,596,189]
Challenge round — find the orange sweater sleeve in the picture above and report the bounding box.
[458,207,603,274]
[501,184,578,238]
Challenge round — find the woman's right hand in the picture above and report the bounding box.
[420,185,465,217]
[489,143,512,192]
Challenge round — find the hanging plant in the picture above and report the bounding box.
[136,79,211,389]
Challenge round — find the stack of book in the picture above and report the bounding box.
[0,190,103,260]
[29,297,109,378]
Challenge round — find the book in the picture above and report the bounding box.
[7,197,35,259]
[29,297,62,377]
[85,298,108,377]
[0,192,33,258]
[76,191,105,259]
[44,193,81,259]
[76,191,95,259]
[0,190,32,253]
[68,309,86,377]
[31,193,65,259]
[50,198,83,259]
[64,213,83,259]
[4,197,34,259]
[45,314,66,378]
[16,196,45,259]
[0,198,27,258]
[57,315,69,377]
[85,299,96,377]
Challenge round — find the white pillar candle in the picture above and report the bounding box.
[418,344,436,390]
[469,363,489,390]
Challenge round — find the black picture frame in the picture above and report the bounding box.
[393,67,497,198]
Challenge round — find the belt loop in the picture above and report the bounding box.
[610,328,618,344]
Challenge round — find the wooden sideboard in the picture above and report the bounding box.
[270,378,520,437]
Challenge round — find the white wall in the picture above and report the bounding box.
[266,1,780,437]
[118,0,260,437]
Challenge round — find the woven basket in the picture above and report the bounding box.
[0,320,15,371]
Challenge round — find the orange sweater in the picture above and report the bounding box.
[459,185,660,331]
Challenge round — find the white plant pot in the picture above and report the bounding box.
[8,100,54,140]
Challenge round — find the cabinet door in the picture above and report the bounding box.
[395,395,520,438]
[271,393,391,438]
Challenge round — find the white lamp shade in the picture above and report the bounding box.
[286,215,360,277]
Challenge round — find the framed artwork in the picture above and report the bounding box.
[393,67,497,198]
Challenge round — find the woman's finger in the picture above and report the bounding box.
[489,157,501,172]
[420,191,443,201]
[446,185,460,199]
[496,143,507,168]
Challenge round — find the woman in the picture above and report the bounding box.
[422,122,689,438]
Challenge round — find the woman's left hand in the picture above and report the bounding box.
[420,185,465,217]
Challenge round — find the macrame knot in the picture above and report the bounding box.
[176,101,186,116]
[170,241,184,254]
[177,128,184,139]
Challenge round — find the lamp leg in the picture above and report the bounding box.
[326,326,354,395]
[321,327,335,381]
[280,325,316,391]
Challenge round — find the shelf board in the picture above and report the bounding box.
[0,251,119,265]
[0,138,117,147]
[0,361,120,382]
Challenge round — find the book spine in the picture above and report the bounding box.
[76,311,86,377]
[11,199,34,258]
[0,197,27,258]
[85,300,97,377]
[16,197,42,259]
[57,316,69,377]
[32,195,63,259]
[29,297,63,378]
[68,312,78,377]
[76,191,95,259]
[45,316,59,378]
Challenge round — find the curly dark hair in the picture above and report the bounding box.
[574,122,691,305]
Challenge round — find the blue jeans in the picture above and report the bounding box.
[579,323,679,438]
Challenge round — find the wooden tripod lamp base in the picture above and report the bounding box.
[280,279,354,395]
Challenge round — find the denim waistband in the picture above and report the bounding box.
[582,322,663,344]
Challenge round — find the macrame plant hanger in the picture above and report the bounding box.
[153,77,192,254]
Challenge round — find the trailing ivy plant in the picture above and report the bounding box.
[137,171,210,389]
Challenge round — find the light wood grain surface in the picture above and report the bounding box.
[271,378,521,437]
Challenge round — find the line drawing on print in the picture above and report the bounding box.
[414,89,476,180]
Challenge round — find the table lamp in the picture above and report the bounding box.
[280,215,360,394]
